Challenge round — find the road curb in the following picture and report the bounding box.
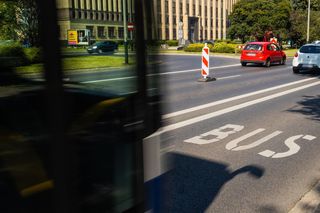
[289,180,320,213]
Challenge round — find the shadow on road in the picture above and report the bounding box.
[288,95,320,122]
[156,153,265,213]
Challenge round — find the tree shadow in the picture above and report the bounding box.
[149,153,265,213]
[287,95,320,122]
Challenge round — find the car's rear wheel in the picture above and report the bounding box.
[241,62,247,66]
[293,67,299,74]
[264,58,271,68]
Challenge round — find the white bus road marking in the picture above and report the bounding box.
[163,77,317,119]
[184,124,317,159]
[147,79,320,138]
[258,135,316,158]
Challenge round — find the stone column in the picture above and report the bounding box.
[213,0,216,39]
[201,0,205,40]
[223,0,227,39]
[207,0,211,40]
[189,0,193,16]
[113,0,117,21]
[169,0,173,40]
[183,0,188,40]
[218,0,221,39]
[108,0,112,21]
[176,0,180,40]
[161,0,166,40]
[118,0,122,21]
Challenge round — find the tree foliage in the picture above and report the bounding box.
[291,0,320,11]
[0,0,40,46]
[228,0,292,43]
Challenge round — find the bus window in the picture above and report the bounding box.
[0,0,161,212]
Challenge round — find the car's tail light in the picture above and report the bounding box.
[294,52,298,57]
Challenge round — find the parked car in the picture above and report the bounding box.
[240,42,286,67]
[87,41,118,54]
[312,40,320,44]
[292,44,320,73]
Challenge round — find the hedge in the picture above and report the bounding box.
[184,42,240,53]
[165,40,179,46]
[184,43,214,52]
[211,42,238,53]
[24,47,42,64]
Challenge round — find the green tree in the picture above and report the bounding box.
[228,0,292,43]
[0,0,40,46]
[291,0,320,11]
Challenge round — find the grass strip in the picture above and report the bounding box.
[15,55,133,74]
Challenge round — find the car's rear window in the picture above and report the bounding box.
[244,44,263,51]
[300,45,320,53]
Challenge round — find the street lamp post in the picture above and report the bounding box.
[307,0,311,43]
[123,0,129,64]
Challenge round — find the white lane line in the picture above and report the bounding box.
[217,75,241,80]
[82,64,240,83]
[83,76,136,83]
[148,80,320,138]
[155,64,240,75]
[162,77,317,119]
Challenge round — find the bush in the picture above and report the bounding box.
[0,43,28,67]
[165,40,179,46]
[210,42,237,53]
[24,47,42,64]
[184,43,213,52]
[0,43,25,58]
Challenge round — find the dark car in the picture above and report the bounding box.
[87,41,118,54]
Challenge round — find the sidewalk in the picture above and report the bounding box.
[289,180,320,213]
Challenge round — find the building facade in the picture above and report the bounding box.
[157,0,239,41]
[56,0,238,43]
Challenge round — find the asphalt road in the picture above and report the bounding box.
[145,55,320,213]
[67,54,320,212]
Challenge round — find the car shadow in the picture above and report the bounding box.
[150,153,265,213]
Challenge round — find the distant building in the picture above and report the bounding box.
[157,0,239,41]
[56,0,238,44]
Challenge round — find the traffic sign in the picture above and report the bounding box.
[128,22,134,31]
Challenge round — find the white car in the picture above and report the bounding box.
[292,44,320,73]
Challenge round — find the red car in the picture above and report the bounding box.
[240,42,286,67]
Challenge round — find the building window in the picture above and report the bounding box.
[166,16,169,24]
[86,25,94,37]
[173,29,176,40]
[118,27,124,39]
[180,3,182,14]
[98,26,105,38]
[165,28,169,39]
[108,27,115,39]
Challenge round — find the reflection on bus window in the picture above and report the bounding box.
[0,0,161,212]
